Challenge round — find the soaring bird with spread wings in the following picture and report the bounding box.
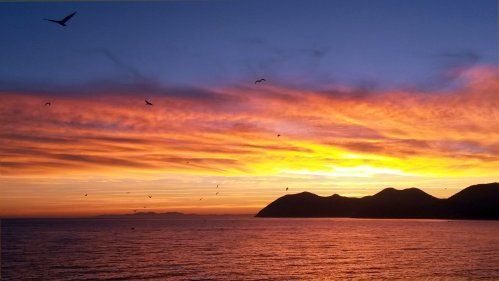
[145,99,153,106]
[45,12,76,27]
[254,78,266,84]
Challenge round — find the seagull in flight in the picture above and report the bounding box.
[145,99,153,106]
[44,102,51,107]
[45,12,76,27]
[255,78,266,84]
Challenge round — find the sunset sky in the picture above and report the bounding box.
[0,0,498,217]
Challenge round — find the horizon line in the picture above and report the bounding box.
[2,182,497,219]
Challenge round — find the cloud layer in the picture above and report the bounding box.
[1,66,498,179]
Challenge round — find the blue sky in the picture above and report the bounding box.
[0,0,497,92]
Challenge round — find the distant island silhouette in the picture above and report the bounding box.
[96,212,251,219]
[256,183,499,220]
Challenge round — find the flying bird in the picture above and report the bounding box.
[148,195,152,198]
[84,193,88,196]
[285,187,288,191]
[277,134,281,138]
[44,102,51,107]
[145,99,153,106]
[216,184,219,189]
[255,78,266,84]
[45,12,76,27]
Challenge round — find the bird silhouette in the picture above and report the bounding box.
[145,99,153,106]
[285,187,288,191]
[255,78,266,84]
[84,193,88,196]
[277,134,281,138]
[148,195,152,198]
[216,184,219,188]
[45,12,76,27]
[44,102,51,107]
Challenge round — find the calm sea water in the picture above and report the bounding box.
[2,218,499,280]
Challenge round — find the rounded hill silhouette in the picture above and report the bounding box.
[256,183,499,219]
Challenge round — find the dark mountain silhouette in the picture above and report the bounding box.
[445,183,499,219]
[256,183,498,219]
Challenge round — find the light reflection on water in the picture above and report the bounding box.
[2,218,499,280]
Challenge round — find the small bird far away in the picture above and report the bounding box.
[216,184,219,188]
[199,197,203,201]
[84,193,88,196]
[44,102,51,106]
[285,187,288,191]
[277,134,281,138]
[255,78,266,84]
[148,195,152,198]
[45,12,76,27]
[145,99,153,106]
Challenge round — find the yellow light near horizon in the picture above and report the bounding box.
[288,165,409,178]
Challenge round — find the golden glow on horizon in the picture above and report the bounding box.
[0,66,498,216]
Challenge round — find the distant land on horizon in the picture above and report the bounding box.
[95,212,253,219]
[256,183,499,220]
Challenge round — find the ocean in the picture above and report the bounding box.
[2,218,498,280]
